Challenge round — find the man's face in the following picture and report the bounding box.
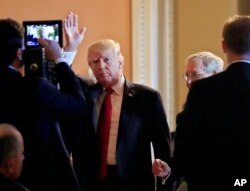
[88,48,122,87]
[9,135,25,180]
[184,57,212,89]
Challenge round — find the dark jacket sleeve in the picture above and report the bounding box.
[148,90,173,191]
[33,62,86,117]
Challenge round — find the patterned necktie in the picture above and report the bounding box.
[97,88,113,180]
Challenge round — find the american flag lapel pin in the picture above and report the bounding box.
[128,89,135,97]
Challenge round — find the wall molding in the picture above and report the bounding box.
[132,0,175,131]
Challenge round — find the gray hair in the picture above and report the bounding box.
[185,51,224,73]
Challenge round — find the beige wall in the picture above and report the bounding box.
[173,0,237,115]
[0,0,131,79]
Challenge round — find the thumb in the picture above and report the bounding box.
[37,38,48,47]
[80,27,87,35]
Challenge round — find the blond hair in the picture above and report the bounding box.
[87,39,124,64]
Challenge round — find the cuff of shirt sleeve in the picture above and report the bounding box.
[161,168,171,185]
[55,57,68,64]
[62,51,77,66]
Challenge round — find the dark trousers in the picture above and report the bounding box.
[97,165,120,191]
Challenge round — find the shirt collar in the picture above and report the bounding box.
[231,60,250,64]
[105,75,125,96]
[8,65,19,71]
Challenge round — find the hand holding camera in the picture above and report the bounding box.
[22,14,85,83]
[37,38,62,63]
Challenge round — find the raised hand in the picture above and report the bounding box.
[64,12,86,52]
[38,38,62,62]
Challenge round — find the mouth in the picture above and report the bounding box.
[98,72,109,77]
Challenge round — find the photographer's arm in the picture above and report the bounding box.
[36,38,85,115]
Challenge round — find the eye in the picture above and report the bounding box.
[103,57,109,63]
[90,58,100,64]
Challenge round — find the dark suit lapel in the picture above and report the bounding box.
[122,79,136,102]
[89,84,103,132]
[117,80,136,143]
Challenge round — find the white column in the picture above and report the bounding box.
[132,0,175,131]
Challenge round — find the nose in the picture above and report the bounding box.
[99,59,105,69]
[186,78,192,89]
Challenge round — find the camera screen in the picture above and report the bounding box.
[23,20,63,48]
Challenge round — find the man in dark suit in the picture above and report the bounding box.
[0,123,29,191]
[152,51,224,191]
[62,39,173,191]
[173,15,250,191]
[0,17,85,191]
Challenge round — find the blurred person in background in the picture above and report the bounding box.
[0,123,28,191]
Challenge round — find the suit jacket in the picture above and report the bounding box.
[0,63,84,191]
[0,173,30,191]
[61,78,173,191]
[174,62,250,191]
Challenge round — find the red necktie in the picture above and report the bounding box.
[97,88,113,180]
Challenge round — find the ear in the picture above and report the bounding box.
[7,157,14,170]
[119,61,123,69]
[221,40,227,53]
[16,48,23,60]
[1,157,14,177]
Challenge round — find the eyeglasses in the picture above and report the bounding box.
[182,71,206,81]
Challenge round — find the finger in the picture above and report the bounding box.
[155,159,162,166]
[152,162,158,168]
[155,159,161,163]
[152,167,163,176]
[160,160,168,167]
[69,12,73,26]
[64,12,73,30]
[66,12,72,28]
[74,13,78,27]
[80,27,87,35]
[64,18,69,29]
[64,19,67,31]
[37,38,48,47]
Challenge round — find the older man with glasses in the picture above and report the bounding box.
[183,51,224,89]
[152,51,224,191]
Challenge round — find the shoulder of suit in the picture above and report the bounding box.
[77,74,97,86]
[126,81,159,95]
